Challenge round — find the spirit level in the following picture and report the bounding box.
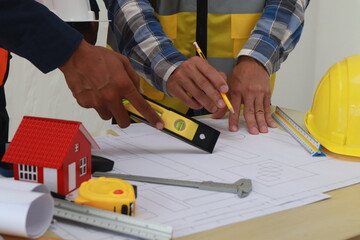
[122,97,220,153]
[272,106,325,157]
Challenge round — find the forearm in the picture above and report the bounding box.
[0,0,83,73]
[104,0,187,94]
[239,0,310,75]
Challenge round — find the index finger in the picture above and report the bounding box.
[196,60,229,93]
[124,88,164,130]
[228,91,242,132]
[243,95,260,135]
[120,54,141,91]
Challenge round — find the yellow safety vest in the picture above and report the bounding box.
[108,0,276,114]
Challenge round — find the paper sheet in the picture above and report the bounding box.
[0,179,54,238]
[49,118,360,239]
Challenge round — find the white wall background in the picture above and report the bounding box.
[272,0,360,112]
[5,0,360,139]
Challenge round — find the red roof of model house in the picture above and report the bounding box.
[2,116,99,168]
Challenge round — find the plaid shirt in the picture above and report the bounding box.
[104,0,310,94]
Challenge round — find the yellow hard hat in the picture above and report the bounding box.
[305,55,360,157]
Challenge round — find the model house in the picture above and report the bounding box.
[1,116,99,195]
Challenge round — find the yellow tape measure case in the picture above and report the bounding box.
[74,177,136,216]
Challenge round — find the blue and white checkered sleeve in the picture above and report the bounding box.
[239,0,310,75]
[104,0,187,95]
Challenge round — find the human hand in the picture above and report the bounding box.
[212,56,276,134]
[59,40,164,130]
[166,56,229,113]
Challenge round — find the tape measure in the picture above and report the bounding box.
[272,106,325,157]
[122,96,220,153]
[53,198,173,240]
[74,177,136,216]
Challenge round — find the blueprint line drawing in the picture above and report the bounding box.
[45,117,360,239]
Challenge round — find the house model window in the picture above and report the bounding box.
[19,164,38,182]
[80,157,87,176]
[75,143,80,152]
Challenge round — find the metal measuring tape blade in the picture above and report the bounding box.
[93,172,252,198]
[122,96,220,153]
[272,106,325,157]
[53,198,173,240]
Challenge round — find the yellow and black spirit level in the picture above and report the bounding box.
[122,96,220,153]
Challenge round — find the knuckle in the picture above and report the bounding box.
[92,99,103,110]
[197,78,210,89]
[185,99,201,109]
[232,88,241,96]
[180,60,193,71]
[244,106,255,114]
[189,89,203,99]
[265,88,271,96]
[77,100,90,109]
[119,75,132,86]
[247,109,256,115]
[74,94,91,109]
[246,85,258,93]
[114,78,132,92]
[135,102,152,114]
[101,89,117,102]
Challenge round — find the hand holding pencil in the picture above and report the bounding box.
[166,45,231,114]
[193,42,234,114]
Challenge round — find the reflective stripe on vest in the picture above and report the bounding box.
[0,48,9,86]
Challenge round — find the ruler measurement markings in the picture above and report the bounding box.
[273,113,316,154]
[276,107,321,149]
[53,198,173,240]
[275,112,318,153]
[272,107,325,157]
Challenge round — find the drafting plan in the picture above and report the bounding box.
[41,118,360,239]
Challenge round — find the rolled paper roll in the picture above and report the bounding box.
[0,180,54,238]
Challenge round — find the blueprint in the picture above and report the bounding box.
[50,117,360,239]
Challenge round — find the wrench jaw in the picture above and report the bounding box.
[235,179,252,198]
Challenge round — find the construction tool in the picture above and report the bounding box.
[53,198,173,240]
[74,177,136,216]
[122,96,220,153]
[272,106,325,156]
[93,172,252,198]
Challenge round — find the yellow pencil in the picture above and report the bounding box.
[193,42,235,114]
